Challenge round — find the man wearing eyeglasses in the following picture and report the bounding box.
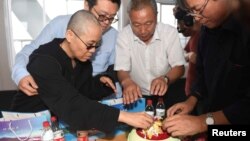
[11,10,154,133]
[114,0,186,108]
[12,0,120,96]
[163,0,250,138]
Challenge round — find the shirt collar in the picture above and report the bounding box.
[55,38,71,61]
[203,15,243,36]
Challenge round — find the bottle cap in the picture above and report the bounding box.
[51,116,57,122]
[43,121,50,127]
[158,97,163,102]
[147,99,152,105]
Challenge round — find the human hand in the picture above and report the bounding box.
[119,111,154,129]
[163,114,206,137]
[167,101,192,117]
[18,75,38,96]
[100,76,117,93]
[150,76,168,96]
[122,79,142,104]
[187,52,197,64]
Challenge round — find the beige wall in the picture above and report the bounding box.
[0,0,17,91]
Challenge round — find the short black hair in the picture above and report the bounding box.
[176,0,189,10]
[174,7,194,27]
[86,0,121,9]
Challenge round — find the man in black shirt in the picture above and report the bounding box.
[163,0,250,137]
[11,10,153,133]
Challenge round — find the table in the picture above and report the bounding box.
[64,124,130,141]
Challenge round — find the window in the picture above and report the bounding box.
[158,3,189,48]
[11,0,186,56]
[11,0,118,55]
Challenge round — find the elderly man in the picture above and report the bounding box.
[11,10,153,133]
[114,0,186,108]
[12,0,121,96]
[163,0,250,137]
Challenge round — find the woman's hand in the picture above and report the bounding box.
[100,76,117,93]
[118,111,154,129]
[167,96,197,117]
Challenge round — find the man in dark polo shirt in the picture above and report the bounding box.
[163,0,250,137]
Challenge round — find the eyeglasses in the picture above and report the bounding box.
[187,0,209,18]
[71,30,101,50]
[93,7,118,23]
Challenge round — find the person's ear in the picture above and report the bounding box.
[84,0,89,10]
[66,29,74,42]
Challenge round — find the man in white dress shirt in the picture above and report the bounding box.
[114,0,186,108]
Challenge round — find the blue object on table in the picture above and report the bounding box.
[100,97,145,112]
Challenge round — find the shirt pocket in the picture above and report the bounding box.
[153,52,169,76]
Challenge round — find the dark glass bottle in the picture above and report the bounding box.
[155,97,166,119]
[51,116,65,141]
[145,99,154,117]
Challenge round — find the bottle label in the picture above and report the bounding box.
[156,109,165,118]
[42,129,54,141]
[53,130,65,141]
[54,138,65,141]
[146,111,154,117]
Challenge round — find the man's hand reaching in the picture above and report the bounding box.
[18,75,38,96]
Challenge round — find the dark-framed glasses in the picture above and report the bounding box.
[93,7,118,23]
[71,29,101,50]
[187,0,209,18]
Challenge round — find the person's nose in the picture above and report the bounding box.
[102,19,110,25]
[89,47,96,53]
[139,25,147,35]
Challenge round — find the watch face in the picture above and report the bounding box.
[164,76,169,84]
[206,117,214,125]
[164,77,168,82]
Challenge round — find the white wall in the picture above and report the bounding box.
[118,0,130,31]
[0,0,17,91]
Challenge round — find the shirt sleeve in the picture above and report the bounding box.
[108,29,118,66]
[190,30,207,99]
[223,95,250,124]
[11,15,69,85]
[28,55,120,132]
[79,71,115,100]
[166,27,186,67]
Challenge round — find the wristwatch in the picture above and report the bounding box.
[205,113,215,125]
[163,75,170,85]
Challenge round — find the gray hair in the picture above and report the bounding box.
[67,10,100,35]
[127,0,158,15]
